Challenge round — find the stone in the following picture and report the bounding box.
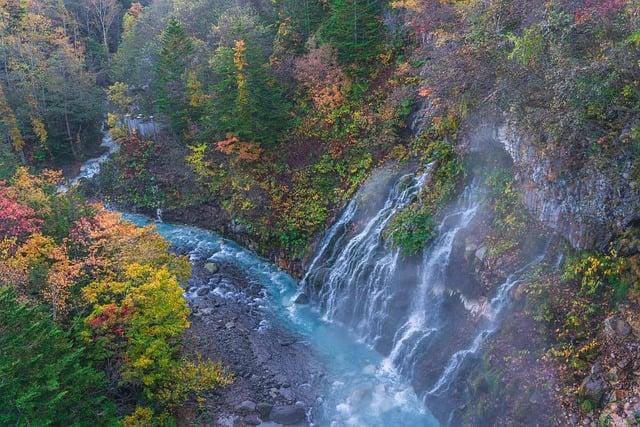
[243,414,261,425]
[197,287,210,296]
[269,405,306,425]
[205,262,219,273]
[293,293,309,305]
[256,402,273,420]
[579,375,607,405]
[475,246,488,262]
[604,316,631,339]
[200,307,214,316]
[235,400,257,415]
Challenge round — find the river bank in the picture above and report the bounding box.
[177,259,324,426]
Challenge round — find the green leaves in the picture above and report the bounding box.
[0,287,117,426]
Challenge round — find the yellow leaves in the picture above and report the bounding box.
[31,116,47,145]
[390,0,421,11]
[186,70,207,108]
[233,40,249,110]
[156,355,234,409]
[0,85,24,152]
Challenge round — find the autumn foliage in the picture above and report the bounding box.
[0,168,230,422]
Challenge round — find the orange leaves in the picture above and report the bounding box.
[294,44,350,113]
[418,86,433,98]
[216,136,263,163]
[216,135,240,155]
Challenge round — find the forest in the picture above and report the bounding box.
[1,0,639,426]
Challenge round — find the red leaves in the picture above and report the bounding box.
[0,184,42,241]
[128,2,143,17]
[575,0,627,24]
[216,136,240,155]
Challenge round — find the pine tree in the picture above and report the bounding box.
[208,37,289,146]
[0,287,117,426]
[155,17,194,134]
[321,0,384,67]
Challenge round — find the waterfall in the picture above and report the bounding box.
[302,164,432,344]
[304,163,548,422]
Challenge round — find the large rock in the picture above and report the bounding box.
[269,404,306,425]
[604,316,632,340]
[235,400,257,415]
[579,375,607,405]
[256,402,273,420]
[205,262,220,273]
[293,293,309,305]
[498,122,640,249]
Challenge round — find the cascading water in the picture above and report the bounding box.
[303,161,549,423]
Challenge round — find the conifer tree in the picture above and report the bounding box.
[155,17,194,134]
[321,0,384,67]
[0,287,117,426]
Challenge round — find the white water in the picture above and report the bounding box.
[304,164,549,423]
[59,119,159,191]
[125,215,439,427]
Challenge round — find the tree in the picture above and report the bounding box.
[320,0,384,67]
[0,0,103,163]
[83,0,122,53]
[208,36,290,146]
[0,287,117,426]
[155,17,194,134]
[294,43,350,113]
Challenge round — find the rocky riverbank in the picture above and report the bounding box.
[177,259,325,426]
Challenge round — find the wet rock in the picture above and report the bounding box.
[256,402,273,420]
[236,400,257,415]
[604,316,631,339]
[197,287,210,296]
[244,414,261,425]
[201,307,214,316]
[293,293,309,305]
[269,405,306,425]
[475,246,487,262]
[205,262,220,273]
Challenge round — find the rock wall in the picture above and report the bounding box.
[497,121,640,250]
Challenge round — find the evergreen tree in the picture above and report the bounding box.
[155,17,194,134]
[207,37,289,146]
[320,0,384,67]
[0,287,117,426]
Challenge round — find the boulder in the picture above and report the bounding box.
[243,414,261,425]
[293,293,309,305]
[205,262,220,273]
[579,375,607,405]
[269,405,306,425]
[475,246,488,262]
[197,287,210,296]
[235,400,257,415]
[604,316,631,340]
[256,402,273,420]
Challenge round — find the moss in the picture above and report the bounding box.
[385,133,464,256]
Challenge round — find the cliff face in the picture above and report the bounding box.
[498,122,640,250]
